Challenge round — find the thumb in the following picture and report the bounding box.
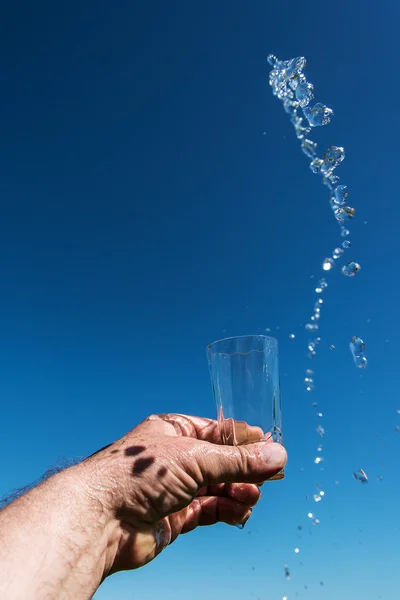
[192,441,287,486]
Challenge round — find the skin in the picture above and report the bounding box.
[0,413,287,599]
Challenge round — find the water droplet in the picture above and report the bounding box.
[349,336,367,368]
[282,596,288,600]
[334,206,355,223]
[295,121,311,140]
[289,73,302,91]
[311,401,318,408]
[317,412,323,417]
[314,457,324,465]
[306,369,314,376]
[283,100,296,115]
[321,146,345,174]
[322,257,335,271]
[313,493,322,502]
[307,512,314,519]
[265,327,271,332]
[397,409,400,414]
[301,138,317,158]
[305,323,319,331]
[317,445,323,453]
[285,57,307,78]
[395,425,400,433]
[316,424,325,437]
[350,336,366,354]
[295,81,314,107]
[294,547,300,554]
[284,565,291,580]
[329,174,340,186]
[353,469,368,484]
[342,240,351,249]
[329,344,336,351]
[303,103,334,127]
[267,54,278,66]
[320,490,325,496]
[305,377,314,391]
[315,278,328,293]
[310,158,323,174]
[335,480,340,485]
[341,227,350,237]
[333,247,344,259]
[333,184,349,206]
[341,261,361,277]
[289,333,295,339]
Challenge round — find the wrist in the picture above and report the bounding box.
[66,461,121,576]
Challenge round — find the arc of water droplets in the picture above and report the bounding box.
[268,53,362,363]
[267,54,366,587]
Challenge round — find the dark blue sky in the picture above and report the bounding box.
[0,1,399,598]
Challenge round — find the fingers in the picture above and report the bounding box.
[191,440,287,486]
[196,483,261,507]
[180,496,252,533]
[149,413,270,446]
[146,414,221,442]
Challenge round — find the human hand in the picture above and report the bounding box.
[81,414,287,577]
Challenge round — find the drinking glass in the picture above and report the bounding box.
[207,334,284,480]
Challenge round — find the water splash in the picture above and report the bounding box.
[267,54,365,593]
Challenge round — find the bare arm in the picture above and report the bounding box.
[0,414,287,599]
[0,464,117,599]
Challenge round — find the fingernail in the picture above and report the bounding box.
[259,442,286,465]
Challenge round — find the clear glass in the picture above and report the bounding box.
[207,334,284,480]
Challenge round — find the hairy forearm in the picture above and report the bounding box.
[0,464,116,600]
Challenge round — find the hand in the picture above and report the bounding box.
[82,413,287,577]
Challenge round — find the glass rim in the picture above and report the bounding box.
[207,334,278,350]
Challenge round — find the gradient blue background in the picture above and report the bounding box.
[0,1,398,598]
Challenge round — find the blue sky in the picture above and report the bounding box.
[0,1,399,598]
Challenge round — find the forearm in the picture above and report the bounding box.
[0,464,116,600]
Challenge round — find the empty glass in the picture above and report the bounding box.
[207,334,284,480]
